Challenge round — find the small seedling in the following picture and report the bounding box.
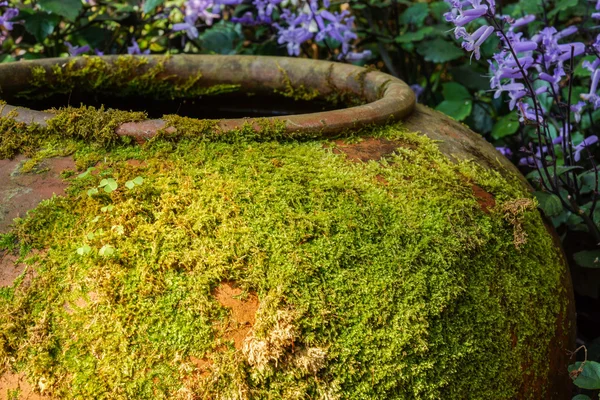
[125,176,144,189]
[77,167,95,179]
[99,178,118,193]
[99,244,115,257]
[76,245,91,255]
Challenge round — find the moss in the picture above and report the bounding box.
[274,64,321,102]
[323,64,375,107]
[0,105,146,159]
[0,122,566,399]
[21,56,241,101]
[158,115,294,143]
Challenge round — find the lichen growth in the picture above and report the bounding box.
[21,56,241,101]
[0,121,567,399]
[501,198,538,249]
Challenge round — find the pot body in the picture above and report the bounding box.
[0,55,574,399]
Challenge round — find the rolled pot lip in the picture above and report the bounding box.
[0,55,416,141]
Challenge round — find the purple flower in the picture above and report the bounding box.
[127,38,150,55]
[582,69,600,109]
[496,146,513,158]
[510,15,535,29]
[185,0,220,25]
[173,15,199,40]
[456,25,494,60]
[574,136,599,162]
[275,11,314,56]
[232,11,268,25]
[571,101,586,123]
[65,42,91,57]
[410,84,424,102]
[0,6,18,32]
[344,50,372,61]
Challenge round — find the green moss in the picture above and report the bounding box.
[22,56,241,101]
[274,64,321,102]
[0,105,146,160]
[0,122,566,399]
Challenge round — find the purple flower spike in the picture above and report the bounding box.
[574,136,599,162]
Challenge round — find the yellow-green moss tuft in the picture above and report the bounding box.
[22,56,241,101]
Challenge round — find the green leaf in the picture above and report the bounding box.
[450,65,491,91]
[572,395,592,400]
[399,3,429,25]
[573,250,600,269]
[76,245,91,256]
[520,0,542,14]
[441,82,471,101]
[87,188,99,197]
[395,27,434,43]
[133,176,144,185]
[200,22,244,55]
[578,170,598,194]
[21,12,61,42]
[492,112,520,140]
[534,191,563,217]
[125,181,135,190]
[466,102,493,135]
[99,245,115,257]
[435,82,473,121]
[99,178,118,193]
[143,0,164,14]
[569,361,600,389]
[548,0,578,18]
[436,99,472,121]
[429,1,450,21]
[417,38,464,63]
[38,0,83,21]
[575,56,596,78]
[77,167,95,179]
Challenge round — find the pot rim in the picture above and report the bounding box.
[0,55,415,141]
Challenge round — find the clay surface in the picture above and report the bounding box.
[0,156,75,234]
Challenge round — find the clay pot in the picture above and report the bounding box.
[0,56,575,399]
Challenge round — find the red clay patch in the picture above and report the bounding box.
[0,250,41,288]
[330,137,414,162]
[0,156,75,234]
[471,184,496,213]
[189,357,212,378]
[0,371,51,400]
[213,282,259,350]
[126,159,147,168]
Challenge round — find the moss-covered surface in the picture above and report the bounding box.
[0,117,566,399]
[7,56,371,112]
[20,56,241,101]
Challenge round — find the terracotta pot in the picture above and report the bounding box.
[0,55,575,399]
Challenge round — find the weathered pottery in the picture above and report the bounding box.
[0,56,574,399]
